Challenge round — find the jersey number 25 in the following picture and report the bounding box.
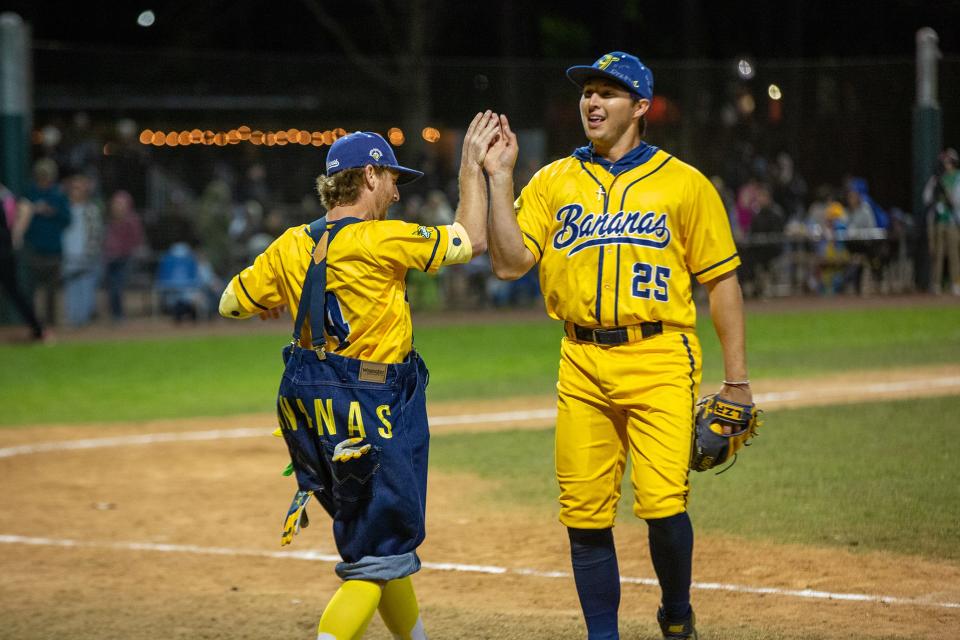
[632,262,671,302]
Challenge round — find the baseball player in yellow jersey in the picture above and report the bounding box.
[219,113,502,640]
[483,52,751,640]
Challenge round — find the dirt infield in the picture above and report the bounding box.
[2,365,959,639]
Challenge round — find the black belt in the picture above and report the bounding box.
[566,321,663,345]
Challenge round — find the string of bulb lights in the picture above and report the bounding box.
[137,126,442,147]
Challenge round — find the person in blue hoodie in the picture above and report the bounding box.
[155,241,202,323]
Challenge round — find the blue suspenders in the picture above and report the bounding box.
[291,216,356,356]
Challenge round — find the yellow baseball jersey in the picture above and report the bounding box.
[229,218,469,363]
[515,148,739,329]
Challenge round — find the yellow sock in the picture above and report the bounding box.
[316,580,382,640]
[378,577,426,640]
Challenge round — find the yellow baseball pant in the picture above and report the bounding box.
[555,330,702,527]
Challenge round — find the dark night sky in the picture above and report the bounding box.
[7,0,960,61]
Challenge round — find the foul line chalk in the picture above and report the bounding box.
[0,534,957,610]
[0,411,556,459]
[4,375,960,460]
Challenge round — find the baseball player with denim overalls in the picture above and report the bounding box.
[220,113,500,639]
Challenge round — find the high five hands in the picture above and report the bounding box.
[461,111,519,178]
[483,114,519,178]
[462,111,503,169]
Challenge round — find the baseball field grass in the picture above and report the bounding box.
[429,394,960,560]
[1,304,959,426]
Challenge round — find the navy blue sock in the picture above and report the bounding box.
[567,527,620,640]
[647,512,694,621]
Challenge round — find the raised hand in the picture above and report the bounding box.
[483,114,519,177]
[461,110,502,168]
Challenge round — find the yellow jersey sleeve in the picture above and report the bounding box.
[360,220,452,275]
[681,171,741,283]
[233,225,312,313]
[441,222,473,265]
[514,170,552,263]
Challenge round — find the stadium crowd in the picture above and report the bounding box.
[1,116,958,341]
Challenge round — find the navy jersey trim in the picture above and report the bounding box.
[692,252,739,277]
[595,247,604,324]
[614,245,621,325]
[238,276,269,311]
[424,226,442,271]
[618,155,674,210]
[681,333,697,421]
[523,231,544,261]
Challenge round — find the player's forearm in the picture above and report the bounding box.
[487,173,534,280]
[705,271,749,382]
[454,163,487,255]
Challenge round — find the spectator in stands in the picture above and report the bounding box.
[805,184,834,233]
[742,184,786,297]
[846,181,880,293]
[845,183,885,295]
[735,175,763,235]
[103,190,145,322]
[800,185,836,292]
[845,185,876,231]
[771,151,807,221]
[924,148,960,295]
[24,158,71,326]
[847,177,889,229]
[155,242,222,322]
[0,182,48,342]
[62,174,103,327]
[155,241,202,323]
[816,201,858,294]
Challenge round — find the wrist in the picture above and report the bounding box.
[488,171,514,185]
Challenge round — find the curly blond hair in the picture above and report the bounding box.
[315,166,389,210]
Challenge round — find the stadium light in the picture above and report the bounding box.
[137,10,156,27]
[736,57,755,80]
[768,84,782,100]
[422,127,440,143]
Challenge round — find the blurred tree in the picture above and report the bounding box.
[538,15,591,58]
[300,0,435,156]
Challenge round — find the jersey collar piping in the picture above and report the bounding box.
[571,141,659,175]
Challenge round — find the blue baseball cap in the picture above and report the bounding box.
[325,131,424,184]
[566,51,654,100]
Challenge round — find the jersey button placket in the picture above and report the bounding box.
[598,177,623,326]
